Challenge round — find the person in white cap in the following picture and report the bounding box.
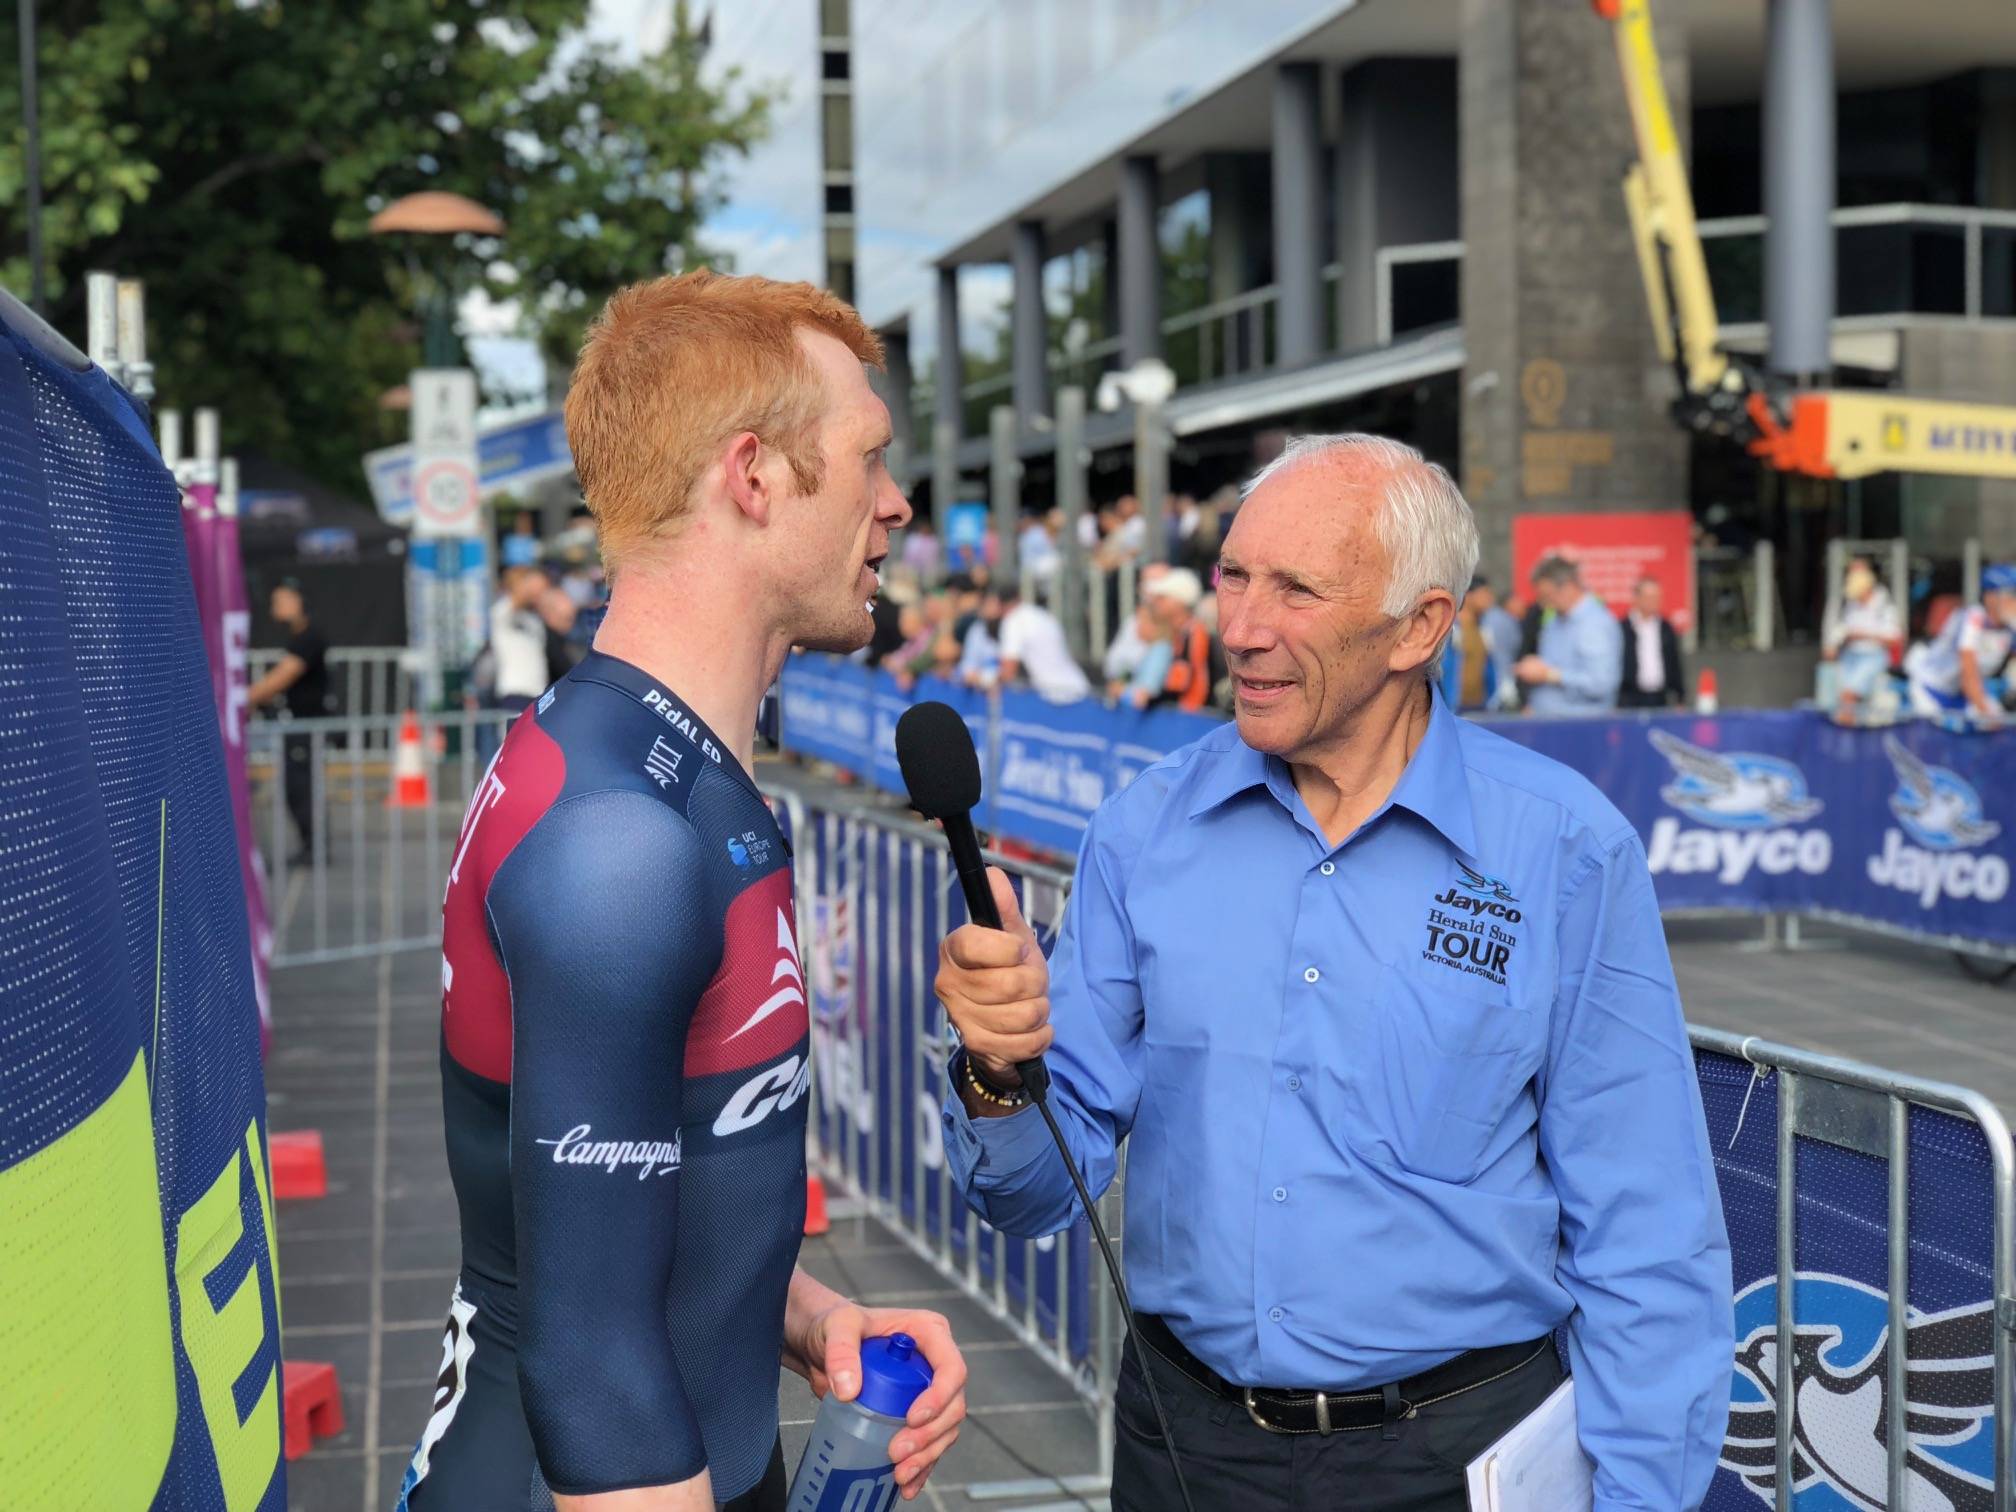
[1140,566,1218,712]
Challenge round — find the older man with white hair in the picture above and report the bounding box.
[932,434,1732,1511]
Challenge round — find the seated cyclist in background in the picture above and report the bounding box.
[399,271,968,1512]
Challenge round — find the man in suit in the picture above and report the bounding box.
[1618,575,1686,709]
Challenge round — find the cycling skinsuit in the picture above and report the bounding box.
[398,650,809,1510]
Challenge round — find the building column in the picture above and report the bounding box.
[1765,0,1835,380]
[880,326,914,474]
[1458,0,1691,576]
[933,265,962,513]
[1335,59,1459,350]
[1272,62,1326,369]
[1118,155,1163,367]
[1012,220,1050,426]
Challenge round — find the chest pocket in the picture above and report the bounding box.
[1322,970,1537,1185]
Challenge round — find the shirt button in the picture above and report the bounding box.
[1268,1307,1285,1323]
[1303,967,1320,984]
[942,1111,954,1128]
[1320,861,1335,876]
[1272,1186,1287,1203]
[1287,1075,1302,1092]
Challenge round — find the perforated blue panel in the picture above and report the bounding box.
[0,322,282,1510]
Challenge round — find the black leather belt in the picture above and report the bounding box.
[1132,1313,1553,1436]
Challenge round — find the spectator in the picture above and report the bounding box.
[1096,493,1148,568]
[984,583,1092,703]
[957,604,1000,686]
[1618,575,1686,709]
[537,582,585,681]
[883,602,937,691]
[1822,556,1904,715]
[247,578,333,865]
[501,510,541,567]
[1019,512,1061,587]
[1101,562,1171,683]
[1141,567,1217,713]
[1905,563,2016,721]
[1516,556,1623,715]
[901,519,942,580]
[1110,601,1176,709]
[1450,579,1503,711]
[946,573,986,643]
[477,565,553,760]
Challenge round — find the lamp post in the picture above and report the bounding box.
[369,191,504,705]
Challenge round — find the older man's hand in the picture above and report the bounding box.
[936,868,1052,1083]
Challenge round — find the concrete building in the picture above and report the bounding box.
[710,0,2016,638]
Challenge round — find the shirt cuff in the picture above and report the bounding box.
[940,1062,1056,1192]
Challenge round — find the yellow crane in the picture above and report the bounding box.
[1593,0,2016,481]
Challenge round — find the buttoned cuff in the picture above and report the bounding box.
[940,1060,1054,1192]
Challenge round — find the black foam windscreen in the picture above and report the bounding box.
[895,701,982,819]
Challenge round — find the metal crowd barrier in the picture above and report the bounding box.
[246,646,428,747]
[762,779,1123,1501]
[247,708,512,967]
[255,723,2016,1508]
[768,780,2016,1511]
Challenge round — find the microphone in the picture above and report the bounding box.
[894,700,1049,1101]
[892,698,1196,1512]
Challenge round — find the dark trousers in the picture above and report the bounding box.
[1112,1333,1564,1512]
[282,732,315,852]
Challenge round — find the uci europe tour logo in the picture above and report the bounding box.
[1722,1273,1994,1511]
[1866,736,2007,909]
[1644,731,1830,884]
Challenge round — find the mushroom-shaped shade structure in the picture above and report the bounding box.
[368,192,504,237]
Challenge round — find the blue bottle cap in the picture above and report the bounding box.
[853,1332,934,1419]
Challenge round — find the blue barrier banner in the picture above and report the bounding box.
[1696,1049,1998,1511]
[780,656,2015,947]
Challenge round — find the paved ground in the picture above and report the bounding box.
[261,779,2013,1511]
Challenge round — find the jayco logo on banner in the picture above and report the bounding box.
[1644,731,1832,885]
[1866,737,2008,910]
[1721,1273,1994,1511]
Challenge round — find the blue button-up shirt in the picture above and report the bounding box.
[943,690,1732,1511]
[1528,592,1624,715]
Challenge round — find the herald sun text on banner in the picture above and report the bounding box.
[776,655,2015,950]
[1513,510,1696,635]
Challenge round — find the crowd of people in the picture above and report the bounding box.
[474,496,2014,730]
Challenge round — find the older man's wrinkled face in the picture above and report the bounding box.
[1214,461,1406,762]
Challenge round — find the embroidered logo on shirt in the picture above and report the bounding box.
[1424,864,1522,985]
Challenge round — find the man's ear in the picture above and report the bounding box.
[722,432,771,526]
[1390,589,1457,675]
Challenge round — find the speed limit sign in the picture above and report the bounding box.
[410,370,481,539]
[414,457,480,533]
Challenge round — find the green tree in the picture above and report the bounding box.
[0,0,776,488]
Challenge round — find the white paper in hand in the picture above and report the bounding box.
[1465,1377,1592,1512]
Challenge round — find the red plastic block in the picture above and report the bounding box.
[270,1129,327,1200]
[282,1360,345,1460]
[804,1173,831,1237]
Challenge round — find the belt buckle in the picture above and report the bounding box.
[1241,1389,1335,1435]
[1241,1388,1288,1435]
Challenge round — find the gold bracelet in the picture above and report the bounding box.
[962,1052,1029,1109]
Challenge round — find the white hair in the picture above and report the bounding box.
[1240,433,1480,663]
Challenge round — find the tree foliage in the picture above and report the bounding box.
[1,0,775,488]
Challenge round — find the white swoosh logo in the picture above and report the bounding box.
[725,909,805,1040]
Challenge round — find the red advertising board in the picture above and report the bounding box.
[1511,511,1695,634]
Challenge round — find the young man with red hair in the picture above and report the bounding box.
[401,271,967,1512]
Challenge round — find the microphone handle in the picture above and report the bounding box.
[941,809,1052,1103]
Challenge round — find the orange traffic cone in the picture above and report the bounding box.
[1694,667,1719,716]
[804,1173,831,1236]
[387,710,431,807]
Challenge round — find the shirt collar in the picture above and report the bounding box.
[1184,688,1478,857]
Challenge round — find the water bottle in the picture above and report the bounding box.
[785,1332,933,1512]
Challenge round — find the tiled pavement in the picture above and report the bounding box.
[266,947,1106,1512]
